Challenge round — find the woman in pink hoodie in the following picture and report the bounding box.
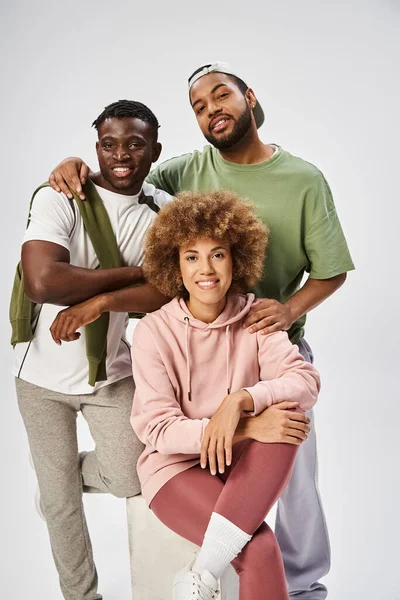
[131,190,320,600]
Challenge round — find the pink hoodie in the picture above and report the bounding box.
[131,293,320,504]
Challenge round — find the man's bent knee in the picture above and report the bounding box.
[101,474,141,498]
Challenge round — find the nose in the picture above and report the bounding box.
[113,146,130,161]
[199,257,215,275]
[207,100,223,118]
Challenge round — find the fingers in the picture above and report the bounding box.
[217,438,226,474]
[49,172,60,192]
[200,435,209,469]
[275,401,299,411]
[70,174,85,199]
[50,321,62,345]
[287,411,311,424]
[251,299,262,307]
[50,171,73,199]
[50,313,81,343]
[287,427,308,440]
[289,422,311,436]
[208,439,217,476]
[243,304,275,329]
[225,439,232,468]
[48,164,87,200]
[79,163,90,187]
[249,316,280,334]
[284,409,310,437]
[285,428,308,443]
[259,322,284,335]
[283,435,303,445]
[282,421,309,444]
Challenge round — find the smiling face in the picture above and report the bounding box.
[95,117,161,195]
[179,237,233,322]
[189,72,256,150]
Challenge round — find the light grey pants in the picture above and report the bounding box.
[276,339,331,599]
[16,375,144,600]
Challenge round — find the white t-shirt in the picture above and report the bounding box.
[13,181,172,395]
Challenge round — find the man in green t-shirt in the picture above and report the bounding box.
[49,62,354,599]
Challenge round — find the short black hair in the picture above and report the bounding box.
[92,99,160,140]
[188,65,249,96]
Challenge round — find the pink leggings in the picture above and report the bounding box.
[150,439,298,600]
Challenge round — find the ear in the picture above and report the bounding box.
[152,142,162,163]
[95,140,100,154]
[245,88,257,110]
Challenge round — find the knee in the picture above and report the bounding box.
[101,472,141,498]
[240,526,281,569]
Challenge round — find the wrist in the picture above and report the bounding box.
[234,418,252,442]
[284,300,298,325]
[95,293,112,313]
[236,389,254,412]
[129,266,143,283]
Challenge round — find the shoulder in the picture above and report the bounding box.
[133,305,170,346]
[151,147,212,176]
[279,149,326,186]
[154,151,196,172]
[30,184,76,221]
[27,184,75,231]
[256,329,293,351]
[142,181,174,208]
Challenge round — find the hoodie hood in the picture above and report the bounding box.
[161,292,255,329]
[161,293,255,401]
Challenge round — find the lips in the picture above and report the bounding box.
[209,115,231,133]
[196,279,219,290]
[111,166,134,178]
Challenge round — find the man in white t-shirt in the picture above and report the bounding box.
[14,100,172,600]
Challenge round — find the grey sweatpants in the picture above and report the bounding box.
[276,339,331,599]
[16,376,144,600]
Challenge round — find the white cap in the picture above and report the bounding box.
[188,62,264,128]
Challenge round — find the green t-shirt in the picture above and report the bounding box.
[146,145,354,343]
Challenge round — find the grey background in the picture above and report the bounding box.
[1,0,398,598]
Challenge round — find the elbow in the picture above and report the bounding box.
[298,371,320,411]
[24,280,51,304]
[24,269,54,304]
[333,272,347,290]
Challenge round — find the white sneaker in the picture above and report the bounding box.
[173,560,219,600]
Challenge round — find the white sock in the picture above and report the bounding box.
[193,512,252,580]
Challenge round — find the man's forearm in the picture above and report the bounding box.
[95,283,170,314]
[285,273,347,322]
[26,263,143,306]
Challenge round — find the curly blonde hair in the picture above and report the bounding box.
[143,190,269,297]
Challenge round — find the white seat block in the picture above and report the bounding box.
[127,495,239,600]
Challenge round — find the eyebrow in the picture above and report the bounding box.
[183,246,226,253]
[191,83,229,109]
[100,134,146,142]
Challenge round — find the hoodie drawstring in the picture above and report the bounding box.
[184,317,192,401]
[226,324,231,395]
[184,317,232,401]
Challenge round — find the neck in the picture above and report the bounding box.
[90,171,142,196]
[218,128,275,165]
[186,296,227,323]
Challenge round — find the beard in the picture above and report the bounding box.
[204,105,252,150]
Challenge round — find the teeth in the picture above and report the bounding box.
[197,281,217,287]
[113,167,130,172]
[213,119,226,129]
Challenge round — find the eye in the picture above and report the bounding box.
[218,92,228,100]
[185,255,197,262]
[129,142,143,149]
[103,143,113,149]
[213,252,225,259]
[196,106,205,115]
